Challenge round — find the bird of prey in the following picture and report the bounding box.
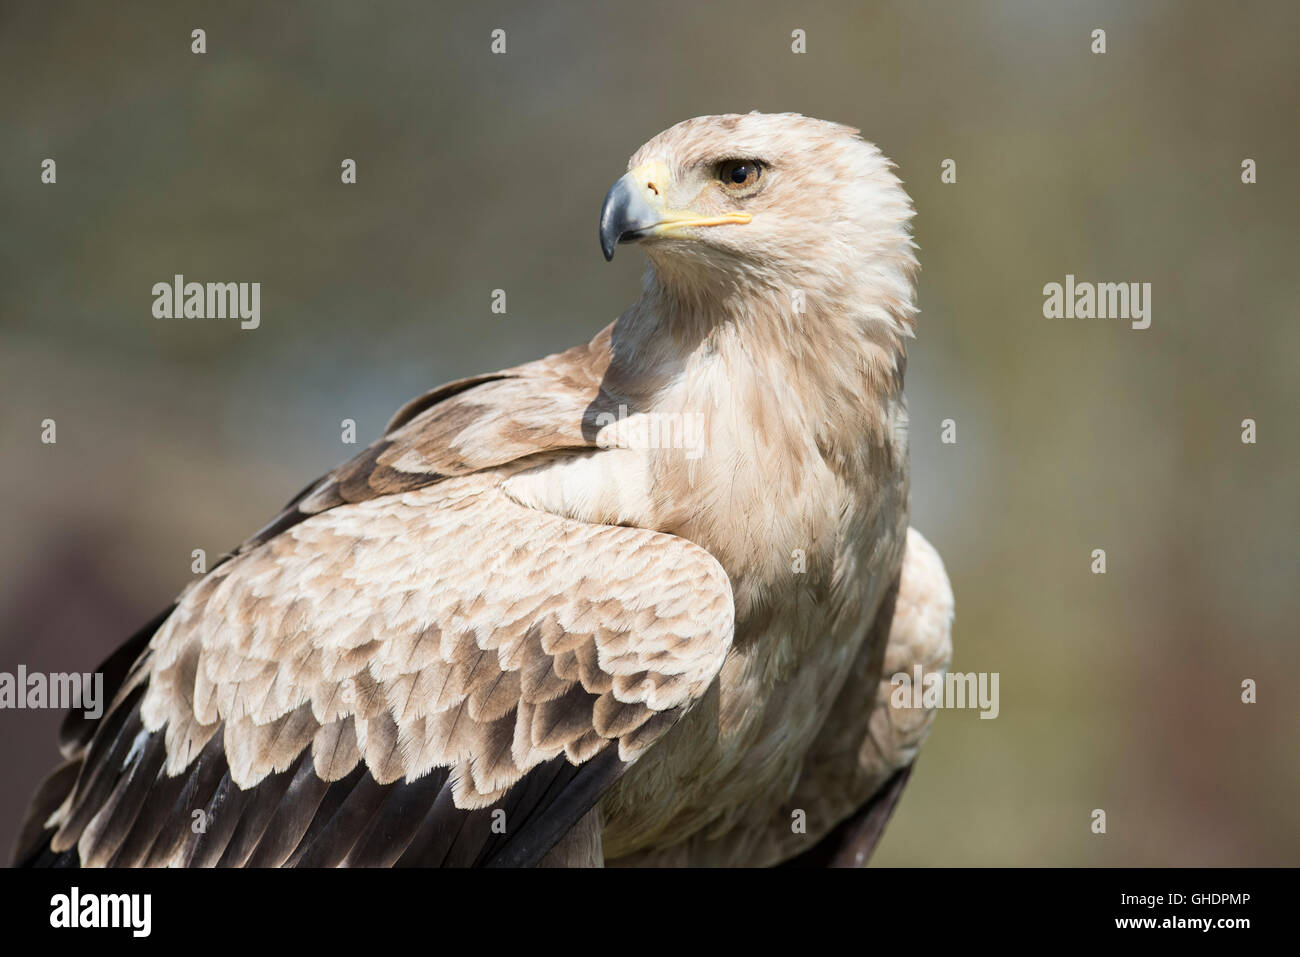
[14,112,953,868]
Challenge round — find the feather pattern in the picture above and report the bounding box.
[14,112,953,868]
[24,465,733,866]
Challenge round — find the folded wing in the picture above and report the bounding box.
[16,333,734,868]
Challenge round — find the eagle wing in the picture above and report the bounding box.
[15,332,735,868]
[779,527,954,866]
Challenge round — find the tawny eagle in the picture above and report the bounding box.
[15,112,952,867]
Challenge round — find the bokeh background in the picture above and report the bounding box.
[2,0,1296,865]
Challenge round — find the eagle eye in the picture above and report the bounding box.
[718,160,762,190]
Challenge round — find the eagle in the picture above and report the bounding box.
[14,112,953,868]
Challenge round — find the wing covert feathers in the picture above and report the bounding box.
[21,484,732,867]
[16,335,735,868]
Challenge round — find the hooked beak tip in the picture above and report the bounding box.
[598,161,752,261]
[598,173,653,263]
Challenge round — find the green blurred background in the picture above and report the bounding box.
[2,0,1296,865]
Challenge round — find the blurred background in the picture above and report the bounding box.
[1,0,1296,865]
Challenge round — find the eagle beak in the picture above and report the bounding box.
[599,159,752,261]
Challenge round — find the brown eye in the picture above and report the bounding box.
[718,160,762,190]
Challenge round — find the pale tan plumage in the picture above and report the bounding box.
[15,112,952,868]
